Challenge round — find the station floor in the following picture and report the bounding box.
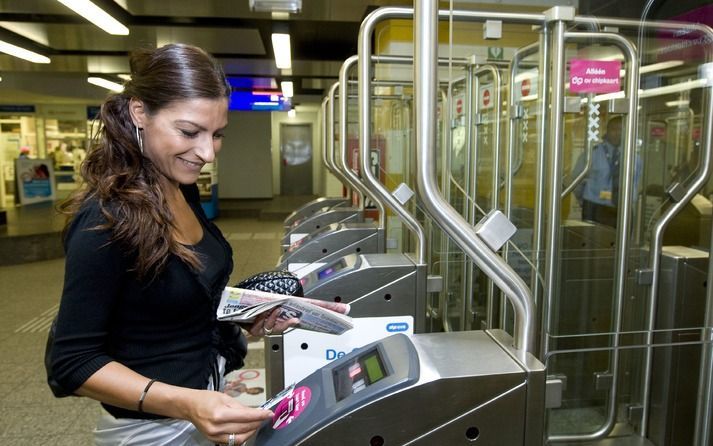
[0,195,314,445]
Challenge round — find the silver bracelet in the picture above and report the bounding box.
[138,378,157,413]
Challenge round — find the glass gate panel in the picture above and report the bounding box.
[438,1,713,444]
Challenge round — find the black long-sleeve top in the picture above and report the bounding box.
[49,184,247,419]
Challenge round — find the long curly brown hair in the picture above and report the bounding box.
[59,44,231,279]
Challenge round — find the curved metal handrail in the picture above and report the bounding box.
[320,95,343,187]
[358,7,428,264]
[326,82,362,204]
[358,6,547,267]
[500,42,540,331]
[338,56,385,222]
[413,1,537,354]
[320,96,331,177]
[641,59,713,438]
[505,42,539,222]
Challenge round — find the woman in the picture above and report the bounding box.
[48,43,294,446]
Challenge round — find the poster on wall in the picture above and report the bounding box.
[15,158,56,205]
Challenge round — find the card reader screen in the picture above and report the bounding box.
[317,258,347,281]
[333,348,388,401]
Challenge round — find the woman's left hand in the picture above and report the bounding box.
[245,307,299,337]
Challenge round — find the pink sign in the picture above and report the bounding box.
[569,59,621,94]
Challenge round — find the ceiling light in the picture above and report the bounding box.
[272,33,292,69]
[281,81,294,98]
[88,76,124,92]
[0,22,50,46]
[56,0,129,35]
[249,0,302,13]
[0,40,50,63]
[117,74,131,81]
[288,109,296,118]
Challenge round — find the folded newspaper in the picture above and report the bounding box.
[217,286,353,335]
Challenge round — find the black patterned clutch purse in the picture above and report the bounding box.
[234,270,304,297]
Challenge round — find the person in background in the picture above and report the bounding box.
[47,43,298,446]
[572,116,640,227]
[52,144,68,167]
[60,142,75,164]
[72,144,87,182]
[18,146,31,159]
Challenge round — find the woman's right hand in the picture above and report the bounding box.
[76,363,272,444]
[185,389,273,445]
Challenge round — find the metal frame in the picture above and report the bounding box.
[337,57,385,226]
[323,87,357,203]
[639,62,713,438]
[499,41,541,347]
[327,4,713,444]
[409,2,537,355]
[327,81,367,211]
[358,7,428,265]
[545,29,640,443]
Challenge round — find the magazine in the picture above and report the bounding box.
[217,287,354,335]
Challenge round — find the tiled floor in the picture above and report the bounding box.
[0,196,312,445]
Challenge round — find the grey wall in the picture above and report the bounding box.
[219,111,273,198]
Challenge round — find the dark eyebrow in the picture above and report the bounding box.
[175,120,227,132]
[175,120,206,131]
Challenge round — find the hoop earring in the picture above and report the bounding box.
[135,126,144,154]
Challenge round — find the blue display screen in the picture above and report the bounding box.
[317,259,347,281]
[317,267,336,281]
[228,90,291,111]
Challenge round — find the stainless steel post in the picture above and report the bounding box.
[464,67,474,331]
[440,86,455,332]
[540,15,567,370]
[534,23,550,359]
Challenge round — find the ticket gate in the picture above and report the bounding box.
[277,222,385,270]
[283,197,350,231]
[299,253,425,323]
[282,205,364,251]
[265,252,428,393]
[253,331,545,446]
